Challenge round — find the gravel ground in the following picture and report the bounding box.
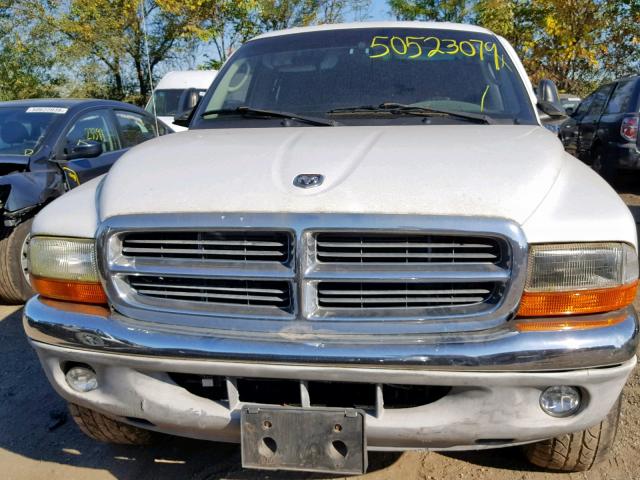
[2,178,640,480]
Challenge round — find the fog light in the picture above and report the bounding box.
[540,386,581,417]
[65,366,98,393]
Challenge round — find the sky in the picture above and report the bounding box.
[368,0,393,21]
[186,0,395,71]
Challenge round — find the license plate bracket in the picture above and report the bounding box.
[241,406,367,475]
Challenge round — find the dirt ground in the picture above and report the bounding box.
[2,177,640,480]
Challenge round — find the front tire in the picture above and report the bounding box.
[69,403,155,445]
[0,218,35,304]
[524,395,621,472]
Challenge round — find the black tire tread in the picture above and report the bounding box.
[0,219,33,304]
[68,403,154,445]
[524,395,621,472]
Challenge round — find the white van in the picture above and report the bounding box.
[146,70,217,131]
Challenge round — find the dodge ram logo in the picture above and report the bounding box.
[293,174,324,189]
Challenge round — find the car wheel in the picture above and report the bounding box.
[524,395,621,472]
[0,218,35,304]
[69,403,155,445]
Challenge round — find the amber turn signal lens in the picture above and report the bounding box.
[31,276,108,305]
[515,313,627,332]
[517,281,638,318]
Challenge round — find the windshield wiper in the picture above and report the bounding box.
[200,106,338,126]
[328,103,494,124]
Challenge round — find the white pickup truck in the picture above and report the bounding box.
[24,22,638,475]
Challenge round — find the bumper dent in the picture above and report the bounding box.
[23,296,639,371]
[24,296,639,450]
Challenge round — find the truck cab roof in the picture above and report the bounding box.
[252,21,493,41]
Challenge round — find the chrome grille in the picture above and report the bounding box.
[315,233,501,264]
[317,282,498,309]
[101,214,526,335]
[122,231,291,263]
[127,275,293,312]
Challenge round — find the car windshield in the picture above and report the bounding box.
[147,89,207,117]
[0,107,62,156]
[194,27,537,128]
[561,99,581,111]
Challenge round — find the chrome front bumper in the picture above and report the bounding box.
[25,297,638,371]
[24,297,639,450]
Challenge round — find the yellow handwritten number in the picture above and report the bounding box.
[423,37,443,57]
[459,41,476,57]
[405,37,423,58]
[390,36,408,55]
[367,35,508,73]
[442,39,459,55]
[369,36,390,58]
[484,42,501,71]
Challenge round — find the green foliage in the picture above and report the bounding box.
[1,0,639,102]
[53,0,191,102]
[391,0,640,96]
[389,0,470,22]
[0,1,62,100]
[158,0,369,67]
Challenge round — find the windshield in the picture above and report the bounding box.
[194,28,537,128]
[0,107,62,156]
[561,99,581,111]
[147,89,207,117]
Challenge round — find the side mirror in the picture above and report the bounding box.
[538,101,567,119]
[186,89,201,110]
[56,140,103,162]
[173,107,195,128]
[537,79,561,106]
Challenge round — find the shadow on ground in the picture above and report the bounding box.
[440,448,544,473]
[613,172,640,196]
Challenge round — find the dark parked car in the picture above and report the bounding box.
[0,98,170,303]
[560,76,639,180]
[559,93,581,115]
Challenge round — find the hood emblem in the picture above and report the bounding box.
[293,174,324,189]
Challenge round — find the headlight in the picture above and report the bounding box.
[29,236,107,304]
[518,243,638,318]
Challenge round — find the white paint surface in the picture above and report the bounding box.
[32,124,637,248]
[31,23,638,250]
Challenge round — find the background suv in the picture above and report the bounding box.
[561,75,640,181]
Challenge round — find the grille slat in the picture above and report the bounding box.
[320,288,491,295]
[122,247,285,257]
[317,282,496,309]
[318,252,497,259]
[135,289,287,303]
[125,239,284,247]
[317,241,494,249]
[128,281,286,295]
[127,275,293,311]
[122,231,291,263]
[315,233,501,265]
[319,296,487,304]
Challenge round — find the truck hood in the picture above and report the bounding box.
[99,125,566,224]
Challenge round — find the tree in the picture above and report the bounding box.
[159,0,370,69]
[388,0,471,22]
[600,0,640,79]
[256,0,370,29]
[475,0,638,94]
[0,0,62,100]
[51,0,191,102]
[157,0,258,69]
